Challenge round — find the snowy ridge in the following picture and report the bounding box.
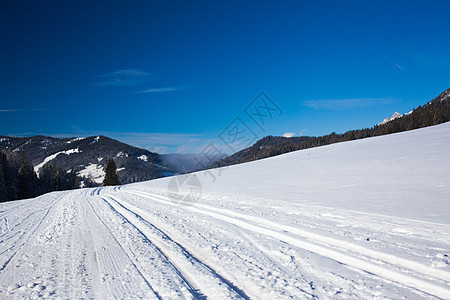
[1,122,450,298]
[34,148,81,175]
[66,137,86,144]
[0,134,169,185]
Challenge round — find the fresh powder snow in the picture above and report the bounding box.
[1,122,449,299]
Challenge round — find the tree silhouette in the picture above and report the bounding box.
[103,158,120,186]
[0,162,7,202]
[17,151,38,199]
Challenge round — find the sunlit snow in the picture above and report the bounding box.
[1,123,449,299]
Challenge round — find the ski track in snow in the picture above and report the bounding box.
[1,189,449,299]
[1,123,450,299]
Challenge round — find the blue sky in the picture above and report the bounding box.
[1,1,449,154]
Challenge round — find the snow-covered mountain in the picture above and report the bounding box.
[378,111,403,125]
[0,135,169,185]
[1,122,449,299]
[215,87,450,168]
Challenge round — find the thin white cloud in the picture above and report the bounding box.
[303,98,396,109]
[283,132,295,138]
[150,146,170,153]
[136,86,188,93]
[299,129,307,136]
[93,69,153,86]
[0,108,47,112]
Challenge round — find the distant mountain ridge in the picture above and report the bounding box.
[1,88,449,185]
[214,88,450,168]
[0,135,170,185]
[213,136,311,168]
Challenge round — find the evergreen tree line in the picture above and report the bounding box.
[0,151,79,202]
[222,90,450,165]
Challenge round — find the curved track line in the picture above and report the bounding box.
[95,196,205,299]
[0,193,64,272]
[85,196,161,299]
[102,194,249,299]
[123,190,450,299]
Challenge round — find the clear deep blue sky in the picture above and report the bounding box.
[1,1,449,153]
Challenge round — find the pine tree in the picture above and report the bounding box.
[66,170,78,190]
[103,158,120,186]
[0,152,18,201]
[17,151,38,199]
[0,162,8,202]
[40,164,55,193]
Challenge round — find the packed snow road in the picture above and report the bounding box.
[1,187,449,299]
[1,123,450,299]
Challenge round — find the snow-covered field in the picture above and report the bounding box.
[1,123,450,299]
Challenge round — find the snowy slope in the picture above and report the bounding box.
[34,148,81,175]
[1,123,449,299]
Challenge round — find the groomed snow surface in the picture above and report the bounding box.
[1,123,450,299]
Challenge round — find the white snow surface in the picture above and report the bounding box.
[66,137,86,144]
[90,136,100,144]
[137,154,148,161]
[34,148,81,175]
[77,163,105,184]
[1,122,450,299]
[116,151,129,158]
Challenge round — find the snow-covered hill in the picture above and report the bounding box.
[1,123,449,299]
[0,135,168,185]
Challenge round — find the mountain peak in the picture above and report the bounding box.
[378,112,403,126]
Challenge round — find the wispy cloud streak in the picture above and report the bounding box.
[0,108,47,112]
[368,45,407,73]
[136,86,188,93]
[93,69,153,86]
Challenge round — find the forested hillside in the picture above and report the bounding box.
[214,88,450,167]
[0,136,171,201]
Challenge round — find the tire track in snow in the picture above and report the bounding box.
[43,193,95,298]
[6,191,100,298]
[101,194,250,300]
[78,191,104,298]
[237,230,322,299]
[0,193,64,274]
[0,192,86,298]
[108,191,330,299]
[94,195,203,300]
[85,195,161,299]
[124,190,450,299]
[129,190,450,282]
